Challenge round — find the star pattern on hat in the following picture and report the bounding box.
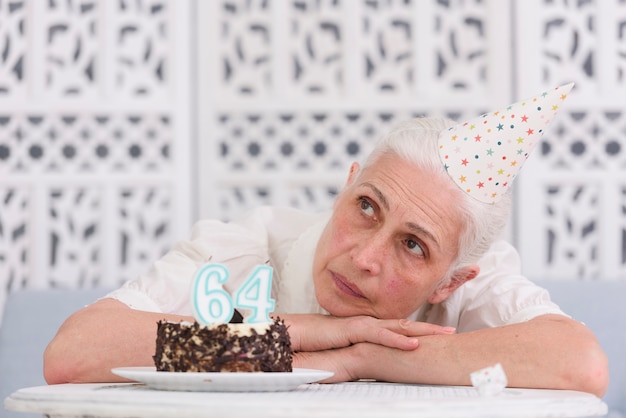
[438,83,574,204]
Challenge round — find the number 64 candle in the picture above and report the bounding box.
[191,263,276,325]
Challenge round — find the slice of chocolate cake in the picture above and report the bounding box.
[153,318,293,373]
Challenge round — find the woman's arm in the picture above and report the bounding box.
[43,298,194,384]
[293,314,609,398]
[43,302,454,384]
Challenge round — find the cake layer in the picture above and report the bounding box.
[153,318,293,373]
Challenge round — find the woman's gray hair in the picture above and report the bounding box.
[362,117,512,281]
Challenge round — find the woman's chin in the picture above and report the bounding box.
[321,298,372,317]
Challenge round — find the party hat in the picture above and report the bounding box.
[438,83,574,204]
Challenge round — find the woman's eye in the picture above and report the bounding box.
[406,239,424,256]
[359,197,375,217]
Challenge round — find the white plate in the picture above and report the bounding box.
[111,367,334,392]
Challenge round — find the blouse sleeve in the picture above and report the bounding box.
[432,240,568,332]
[104,212,272,315]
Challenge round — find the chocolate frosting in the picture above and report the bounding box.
[153,318,293,373]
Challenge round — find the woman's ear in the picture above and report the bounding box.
[333,162,361,209]
[346,162,360,186]
[427,265,480,304]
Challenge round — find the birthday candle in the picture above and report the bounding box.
[191,263,276,325]
[191,263,234,325]
[235,265,275,323]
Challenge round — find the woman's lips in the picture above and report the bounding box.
[331,272,365,298]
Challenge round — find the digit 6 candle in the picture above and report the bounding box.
[191,263,235,325]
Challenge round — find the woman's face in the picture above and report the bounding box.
[312,153,472,319]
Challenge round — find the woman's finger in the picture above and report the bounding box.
[344,317,454,350]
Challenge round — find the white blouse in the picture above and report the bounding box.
[105,206,565,332]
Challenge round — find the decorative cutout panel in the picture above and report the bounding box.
[516,0,626,279]
[36,0,170,100]
[118,186,173,283]
[519,174,625,280]
[111,0,170,99]
[287,183,341,213]
[48,186,103,288]
[42,0,99,98]
[215,111,402,173]
[0,187,30,291]
[0,111,177,291]
[211,0,503,101]
[0,113,172,174]
[217,185,274,222]
[360,0,414,95]
[540,110,626,170]
[218,0,273,97]
[619,9,626,83]
[287,0,344,96]
[0,1,191,324]
[0,0,26,98]
[431,0,489,92]
[0,183,176,295]
[539,0,596,88]
[0,186,29,317]
[543,183,601,279]
[217,183,341,222]
[517,0,626,96]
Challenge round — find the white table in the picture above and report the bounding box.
[4,381,608,418]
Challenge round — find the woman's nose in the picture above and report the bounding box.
[350,234,385,275]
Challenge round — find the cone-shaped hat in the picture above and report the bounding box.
[438,83,574,204]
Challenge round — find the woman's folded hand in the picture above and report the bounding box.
[274,313,455,352]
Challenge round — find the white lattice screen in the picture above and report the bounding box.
[0,0,193,322]
[197,0,512,221]
[516,0,626,280]
[1,0,625,324]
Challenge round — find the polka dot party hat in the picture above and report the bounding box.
[438,83,574,204]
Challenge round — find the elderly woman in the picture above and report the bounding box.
[43,86,609,397]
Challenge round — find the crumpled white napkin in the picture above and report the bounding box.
[470,363,508,396]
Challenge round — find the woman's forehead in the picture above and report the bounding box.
[352,156,464,248]
[358,153,451,198]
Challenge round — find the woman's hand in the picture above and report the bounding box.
[291,342,399,383]
[274,313,455,352]
[292,345,360,382]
